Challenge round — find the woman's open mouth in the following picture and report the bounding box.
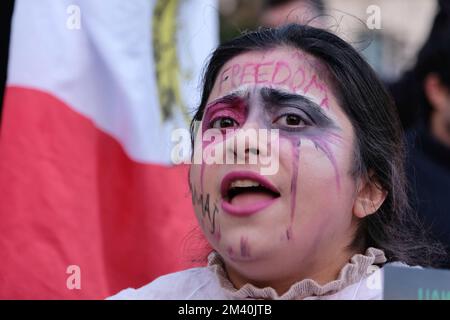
[220,171,281,216]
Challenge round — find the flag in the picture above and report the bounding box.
[0,0,218,299]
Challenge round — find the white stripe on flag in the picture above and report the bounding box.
[8,0,218,164]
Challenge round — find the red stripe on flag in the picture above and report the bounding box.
[0,86,208,299]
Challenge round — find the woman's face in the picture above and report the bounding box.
[189,46,360,281]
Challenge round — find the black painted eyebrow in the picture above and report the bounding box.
[259,87,334,127]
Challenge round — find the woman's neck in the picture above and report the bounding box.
[224,246,360,296]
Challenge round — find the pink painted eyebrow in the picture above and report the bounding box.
[205,92,249,110]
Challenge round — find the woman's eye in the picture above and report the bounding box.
[210,117,239,129]
[274,114,308,128]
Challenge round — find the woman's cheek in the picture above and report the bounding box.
[294,139,355,220]
[299,140,343,187]
[278,135,344,195]
[189,162,222,243]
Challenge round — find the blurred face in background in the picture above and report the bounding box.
[261,0,324,28]
[425,73,450,146]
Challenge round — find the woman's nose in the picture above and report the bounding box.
[225,120,269,165]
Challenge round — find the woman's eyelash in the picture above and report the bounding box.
[273,113,314,127]
[209,116,239,129]
[274,104,315,120]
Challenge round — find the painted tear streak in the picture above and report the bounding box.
[217,60,329,109]
[286,226,293,241]
[290,137,301,225]
[214,223,221,242]
[309,134,342,190]
[227,246,234,257]
[240,236,251,258]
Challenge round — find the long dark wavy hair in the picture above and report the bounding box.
[189,24,447,267]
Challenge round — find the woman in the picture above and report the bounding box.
[110,24,444,300]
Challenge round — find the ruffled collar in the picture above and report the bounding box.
[207,247,387,300]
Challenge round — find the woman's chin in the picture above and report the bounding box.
[213,235,281,264]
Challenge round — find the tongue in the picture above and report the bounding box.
[230,191,276,206]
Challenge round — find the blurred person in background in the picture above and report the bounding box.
[390,0,450,267]
[260,0,325,27]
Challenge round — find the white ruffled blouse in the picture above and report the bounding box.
[109,247,407,300]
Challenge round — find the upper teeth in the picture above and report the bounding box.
[230,179,261,188]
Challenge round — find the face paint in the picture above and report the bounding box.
[260,87,341,221]
[240,236,251,258]
[259,88,340,238]
[217,56,330,109]
[190,47,357,274]
[202,94,249,135]
[309,133,343,189]
[227,245,234,257]
[198,86,342,246]
[200,94,249,194]
[190,182,220,239]
[290,138,301,230]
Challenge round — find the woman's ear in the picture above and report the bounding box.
[353,173,387,218]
